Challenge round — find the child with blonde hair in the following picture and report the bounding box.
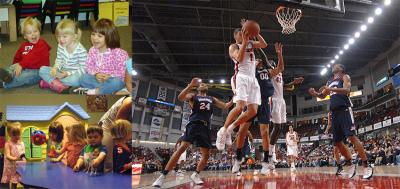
[77,18,129,95]
[39,19,87,93]
[59,123,86,168]
[0,17,51,89]
[1,122,26,189]
[111,119,132,174]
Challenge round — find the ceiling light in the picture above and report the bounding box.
[339,50,343,55]
[335,55,339,59]
[367,17,374,24]
[360,25,367,31]
[375,7,382,15]
[209,79,214,83]
[349,38,355,44]
[320,68,328,76]
[384,0,391,6]
[331,60,335,64]
[327,64,331,68]
[220,79,226,84]
[344,44,349,50]
[354,32,360,38]
[198,79,202,83]
[132,70,138,76]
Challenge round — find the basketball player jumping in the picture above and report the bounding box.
[286,125,299,171]
[228,44,303,175]
[308,63,373,179]
[216,22,267,153]
[152,78,232,187]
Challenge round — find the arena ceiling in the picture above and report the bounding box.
[132,0,400,95]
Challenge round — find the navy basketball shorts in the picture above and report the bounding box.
[248,96,271,124]
[332,107,356,143]
[182,121,212,149]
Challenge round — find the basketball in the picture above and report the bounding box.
[31,130,46,146]
[242,20,260,37]
[321,88,330,97]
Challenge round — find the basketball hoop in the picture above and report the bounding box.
[276,6,302,35]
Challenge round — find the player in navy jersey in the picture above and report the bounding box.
[309,63,373,180]
[153,78,233,187]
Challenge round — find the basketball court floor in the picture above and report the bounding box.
[134,166,400,189]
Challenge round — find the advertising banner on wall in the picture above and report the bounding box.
[157,86,167,101]
[149,116,164,140]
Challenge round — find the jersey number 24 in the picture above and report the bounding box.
[200,102,210,110]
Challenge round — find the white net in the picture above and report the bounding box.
[276,6,302,35]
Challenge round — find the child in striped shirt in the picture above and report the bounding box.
[39,19,87,93]
[78,18,129,95]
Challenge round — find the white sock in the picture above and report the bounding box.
[291,163,295,167]
[86,89,97,95]
[227,124,234,134]
[271,145,275,154]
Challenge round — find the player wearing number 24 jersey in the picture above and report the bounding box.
[153,78,233,188]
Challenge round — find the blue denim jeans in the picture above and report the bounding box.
[3,64,41,89]
[80,73,125,94]
[39,66,82,87]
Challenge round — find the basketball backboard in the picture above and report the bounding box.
[274,0,345,14]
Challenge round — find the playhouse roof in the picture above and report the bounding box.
[6,102,90,121]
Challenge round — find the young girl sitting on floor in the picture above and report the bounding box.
[1,122,26,189]
[78,18,129,95]
[39,18,87,93]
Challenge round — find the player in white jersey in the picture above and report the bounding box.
[286,125,299,171]
[216,22,267,158]
[268,44,303,164]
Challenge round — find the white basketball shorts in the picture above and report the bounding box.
[231,73,261,105]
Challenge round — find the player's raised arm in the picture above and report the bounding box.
[213,97,233,110]
[269,43,284,77]
[253,34,268,49]
[229,41,247,64]
[178,78,199,102]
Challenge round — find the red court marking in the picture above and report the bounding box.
[174,173,400,189]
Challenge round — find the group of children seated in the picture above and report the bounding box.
[1,119,132,189]
[0,16,132,95]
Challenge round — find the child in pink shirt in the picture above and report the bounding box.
[78,19,128,95]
